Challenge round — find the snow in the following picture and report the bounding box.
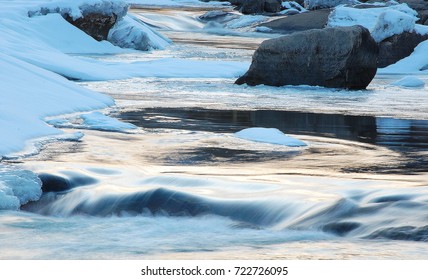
[304,0,358,10]
[234,128,307,147]
[0,52,114,157]
[392,76,425,88]
[125,0,230,7]
[81,112,137,131]
[282,1,307,13]
[371,10,416,42]
[0,167,42,210]
[225,15,268,29]
[379,40,428,74]
[0,0,249,157]
[327,3,419,42]
[108,15,171,51]
[48,112,138,132]
[28,0,129,20]
[255,26,273,33]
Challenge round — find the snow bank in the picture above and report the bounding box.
[234,128,307,147]
[108,15,171,51]
[0,0,246,157]
[0,52,114,156]
[391,76,425,88]
[0,167,42,210]
[379,40,428,74]
[327,3,419,42]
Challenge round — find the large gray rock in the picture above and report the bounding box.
[378,32,428,68]
[260,9,331,34]
[240,0,283,14]
[236,26,379,89]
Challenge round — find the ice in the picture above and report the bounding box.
[304,0,358,10]
[327,3,419,42]
[0,52,114,156]
[234,128,307,147]
[371,10,416,42]
[125,0,230,7]
[282,1,307,13]
[392,76,425,88]
[108,15,171,51]
[47,112,137,132]
[379,40,428,74]
[225,15,268,29]
[81,112,137,132]
[0,167,42,210]
[28,0,128,20]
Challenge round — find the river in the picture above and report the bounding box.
[1,6,428,259]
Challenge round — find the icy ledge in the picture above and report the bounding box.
[235,128,307,147]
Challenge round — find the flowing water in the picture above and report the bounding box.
[1,7,428,259]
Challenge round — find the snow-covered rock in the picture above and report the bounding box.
[235,128,307,147]
[108,15,171,50]
[392,76,425,87]
[28,0,128,20]
[327,3,419,42]
[304,0,358,10]
[371,9,416,42]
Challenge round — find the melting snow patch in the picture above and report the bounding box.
[234,128,307,147]
[49,112,137,132]
[392,76,425,88]
[81,112,137,132]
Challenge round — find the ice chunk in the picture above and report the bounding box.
[235,128,307,147]
[225,15,268,29]
[0,167,42,210]
[392,76,425,88]
[108,15,171,51]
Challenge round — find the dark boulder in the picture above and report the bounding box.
[236,25,379,89]
[65,13,118,41]
[378,32,428,68]
[240,0,283,14]
[259,9,331,34]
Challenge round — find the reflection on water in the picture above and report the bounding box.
[117,108,428,151]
